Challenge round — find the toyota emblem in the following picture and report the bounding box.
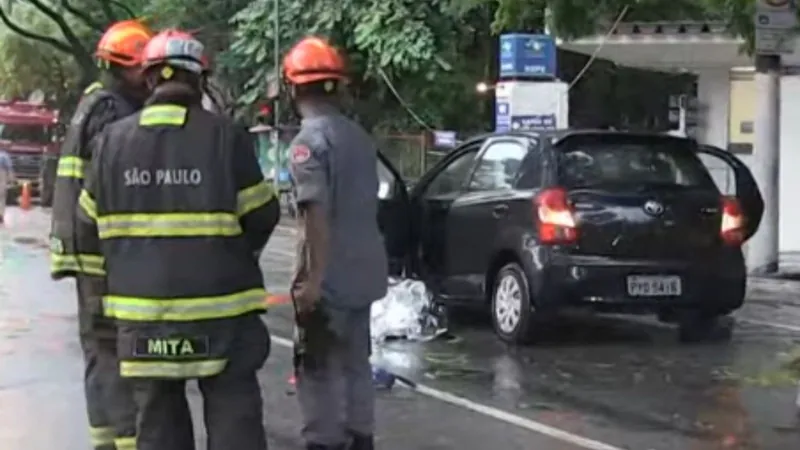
[643,200,664,216]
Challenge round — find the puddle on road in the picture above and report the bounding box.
[0,239,42,274]
[369,313,800,450]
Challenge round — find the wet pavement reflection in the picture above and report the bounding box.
[3,208,800,449]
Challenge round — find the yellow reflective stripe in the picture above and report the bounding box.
[56,156,86,179]
[237,181,276,216]
[83,81,102,95]
[89,426,115,447]
[50,253,106,276]
[79,189,97,220]
[96,212,242,239]
[103,287,267,321]
[139,104,187,126]
[114,436,137,450]
[120,359,227,379]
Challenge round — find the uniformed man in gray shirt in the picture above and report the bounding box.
[282,37,387,450]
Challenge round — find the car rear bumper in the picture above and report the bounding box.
[526,250,747,314]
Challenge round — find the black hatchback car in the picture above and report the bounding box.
[377,130,764,344]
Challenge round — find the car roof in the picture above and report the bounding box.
[458,129,696,150]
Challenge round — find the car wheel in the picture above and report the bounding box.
[491,263,534,344]
[678,313,734,343]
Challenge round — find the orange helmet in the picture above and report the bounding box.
[283,37,348,85]
[142,29,208,75]
[95,20,154,67]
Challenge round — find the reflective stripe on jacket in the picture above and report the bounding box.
[75,102,280,379]
[49,81,137,279]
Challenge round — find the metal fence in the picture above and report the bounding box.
[251,126,439,183]
[375,133,429,181]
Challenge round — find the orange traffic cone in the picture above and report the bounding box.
[18,182,31,211]
[265,293,291,307]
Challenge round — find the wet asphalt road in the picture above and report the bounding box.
[2,207,800,450]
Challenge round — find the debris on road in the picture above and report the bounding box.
[370,278,447,343]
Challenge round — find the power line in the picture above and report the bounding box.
[377,66,435,131]
[373,5,631,132]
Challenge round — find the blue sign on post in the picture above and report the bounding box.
[499,34,557,79]
[496,100,510,132]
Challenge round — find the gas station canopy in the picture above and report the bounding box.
[557,22,751,71]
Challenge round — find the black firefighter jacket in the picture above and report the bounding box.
[49,81,139,279]
[74,101,280,379]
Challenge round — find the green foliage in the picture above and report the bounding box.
[226,0,496,130]
[0,0,777,128]
[0,6,82,107]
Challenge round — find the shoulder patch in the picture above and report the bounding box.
[291,145,311,164]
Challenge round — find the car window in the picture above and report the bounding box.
[516,151,542,189]
[696,153,735,195]
[557,137,716,189]
[423,149,479,198]
[468,141,527,191]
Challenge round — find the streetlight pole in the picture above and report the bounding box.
[271,0,281,192]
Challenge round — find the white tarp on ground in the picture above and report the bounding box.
[370,278,447,342]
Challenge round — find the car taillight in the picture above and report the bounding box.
[720,196,744,246]
[535,187,577,245]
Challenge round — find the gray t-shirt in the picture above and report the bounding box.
[289,109,388,309]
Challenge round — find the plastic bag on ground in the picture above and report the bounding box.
[370,277,447,343]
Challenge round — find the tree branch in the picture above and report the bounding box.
[95,0,116,22]
[0,6,72,54]
[26,0,93,66]
[61,0,104,32]
[108,0,136,19]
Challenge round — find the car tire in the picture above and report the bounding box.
[491,262,535,345]
[678,313,734,343]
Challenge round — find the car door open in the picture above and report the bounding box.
[696,145,764,241]
[377,153,413,275]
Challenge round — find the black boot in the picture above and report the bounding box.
[348,432,375,450]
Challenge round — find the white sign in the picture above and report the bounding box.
[755,0,797,54]
[501,80,569,130]
[754,0,797,54]
[755,10,797,29]
[432,131,457,148]
[756,28,796,54]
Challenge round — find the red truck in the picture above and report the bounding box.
[0,100,60,206]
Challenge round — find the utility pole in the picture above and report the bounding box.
[271,0,281,193]
[748,54,781,274]
[748,0,793,274]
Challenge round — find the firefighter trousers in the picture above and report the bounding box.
[76,276,140,450]
[297,306,374,446]
[131,315,271,450]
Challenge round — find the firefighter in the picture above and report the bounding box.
[283,36,388,450]
[49,19,154,450]
[74,29,280,450]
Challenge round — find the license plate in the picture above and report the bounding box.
[626,275,682,297]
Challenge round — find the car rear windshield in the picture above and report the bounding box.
[556,135,716,189]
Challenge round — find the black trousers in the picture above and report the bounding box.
[131,316,271,450]
[76,276,138,450]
